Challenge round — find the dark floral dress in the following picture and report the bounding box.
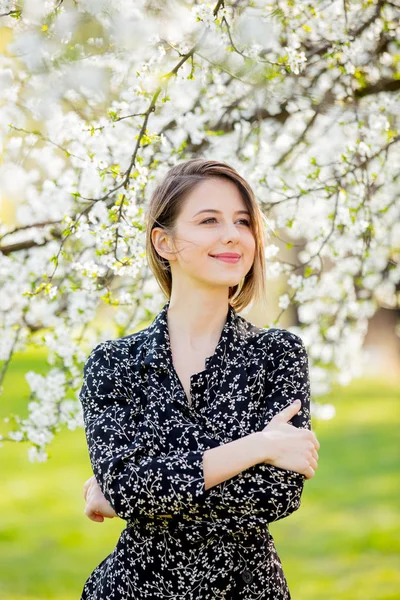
[79,300,311,599]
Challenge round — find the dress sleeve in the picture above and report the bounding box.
[79,341,209,520]
[200,329,312,523]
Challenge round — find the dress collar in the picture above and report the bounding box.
[141,300,240,372]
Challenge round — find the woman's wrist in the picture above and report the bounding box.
[203,431,276,490]
[252,431,275,464]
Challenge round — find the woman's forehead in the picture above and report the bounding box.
[181,179,247,214]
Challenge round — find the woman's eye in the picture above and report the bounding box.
[200,218,251,226]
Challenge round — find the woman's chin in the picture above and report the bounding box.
[202,276,243,288]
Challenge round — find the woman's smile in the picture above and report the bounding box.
[209,255,241,264]
[209,252,242,264]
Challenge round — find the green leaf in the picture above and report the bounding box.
[304,266,313,277]
[205,129,225,136]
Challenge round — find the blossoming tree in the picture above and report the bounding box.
[0,0,399,461]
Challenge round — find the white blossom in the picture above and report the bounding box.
[278,293,290,310]
[0,0,398,459]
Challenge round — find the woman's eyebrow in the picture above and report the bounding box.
[193,209,251,217]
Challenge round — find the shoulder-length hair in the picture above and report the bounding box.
[145,158,267,313]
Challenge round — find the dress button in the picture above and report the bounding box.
[241,569,253,584]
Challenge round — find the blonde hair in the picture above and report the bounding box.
[145,158,267,313]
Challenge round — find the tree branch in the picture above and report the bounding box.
[355,78,400,99]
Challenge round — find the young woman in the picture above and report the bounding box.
[79,158,320,599]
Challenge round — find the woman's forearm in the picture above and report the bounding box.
[202,432,266,491]
[84,432,272,520]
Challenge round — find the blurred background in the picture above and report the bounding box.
[1,310,399,600]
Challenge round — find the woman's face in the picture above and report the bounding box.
[157,177,256,291]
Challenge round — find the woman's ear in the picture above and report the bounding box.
[151,227,175,261]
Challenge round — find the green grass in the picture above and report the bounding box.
[0,350,399,599]
[272,379,400,600]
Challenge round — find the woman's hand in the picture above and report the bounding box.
[83,475,118,522]
[260,399,320,480]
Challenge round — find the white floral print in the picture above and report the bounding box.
[79,300,311,599]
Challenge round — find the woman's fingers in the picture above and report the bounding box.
[84,505,105,522]
[83,479,117,521]
[92,512,105,522]
[83,476,105,521]
[275,399,302,424]
[83,483,89,501]
[304,466,315,480]
[83,476,94,500]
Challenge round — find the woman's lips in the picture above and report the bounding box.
[210,255,241,264]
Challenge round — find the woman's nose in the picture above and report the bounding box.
[220,223,241,243]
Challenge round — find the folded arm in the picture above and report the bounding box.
[80,330,311,523]
[197,329,312,522]
[80,342,212,520]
